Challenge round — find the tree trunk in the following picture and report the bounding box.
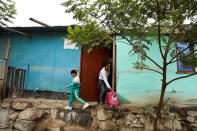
[153,65,167,131]
[153,84,166,131]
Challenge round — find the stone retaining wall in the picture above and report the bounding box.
[0,99,197,131]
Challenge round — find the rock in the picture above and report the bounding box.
[125,113,136,126]
[125,113,136,122]
[192,127,197,131]
[47,119,65,127]
[131,118,144,128]
[46,127,61,131]
[90,109,97,116]
[14,119,36,131]
[35,101,65,109]
[63,126,86,131]
[0,128,19,131]
[119,126,144,131]
[119,127,131,131]
[64,111,76,121]
[158,119,165,130]
[11,102,31,110]
[34,115,52,131]
[186,116,195,123]
[46,119,65,131]
[169,113,175,117]
[125,120,132,126]
[44,109,50,114]
[144,118,153,131]
[1,102,11,108]
[97,107,112,120]
[9,112,19,121]
[98,120,117,131]
[173,120,182,130]
[50,109,58,120]
[187,111,197,117]
[64,110,93,127]
[0,108,10,128]
[163,119,172,130]
[18,108,44,120]
[9,110,15,114]
[116,119,125,126]
[91,118,98,129]
[131,123,144,128]
[90,126,98,131]
[57,110,65,120]
[191,124,197,128]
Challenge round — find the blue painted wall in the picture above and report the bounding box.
[0,32,81,92]
[116,36,197,104]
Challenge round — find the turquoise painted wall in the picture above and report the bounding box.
[116,36,197,104]
[0,32,81,92]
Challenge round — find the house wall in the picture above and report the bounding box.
[0,32,81,92]
[116,36,197,104]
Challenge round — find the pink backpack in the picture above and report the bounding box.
[106,91,119,107]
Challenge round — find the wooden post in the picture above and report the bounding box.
[2,39,11,99]
[18,70,23,97]
[112,36,116,91]
[9,68,15,98]
[13,69,19,97]
[6,67,11,98]
[21,70,26,97]
[29,18,51,27]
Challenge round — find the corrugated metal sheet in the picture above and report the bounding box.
[0,25,77,33]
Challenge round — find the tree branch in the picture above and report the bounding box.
[143,67,162,75]
[156,0,164,59]
[167,46,190,65]
[145,55,163,70]
[167,72,197,86]
[168,49,197,65]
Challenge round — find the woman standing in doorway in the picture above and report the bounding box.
[98,62,112,104]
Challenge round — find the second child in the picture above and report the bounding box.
[65,69,89,110]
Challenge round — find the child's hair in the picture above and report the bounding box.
[103,61,111,67]
[71,69,78,74]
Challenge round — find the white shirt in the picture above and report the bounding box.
[72,76,80,84]
[99,67,111,88]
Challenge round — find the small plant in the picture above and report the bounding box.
[143,89,177,119]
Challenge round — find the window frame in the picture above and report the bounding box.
[176,42,195,73]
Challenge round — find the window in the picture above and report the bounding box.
[176,42,195,73]
[64,39,78,50]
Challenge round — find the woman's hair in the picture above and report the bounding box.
[71,69,78,74]
[103,61,111,67]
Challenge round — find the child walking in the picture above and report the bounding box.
[65,69,89,110]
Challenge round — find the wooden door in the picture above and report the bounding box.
[80,48,110,101]
[0,38,10,100]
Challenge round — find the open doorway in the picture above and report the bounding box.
[80,46,115,101]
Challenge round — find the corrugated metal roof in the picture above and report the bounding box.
[0,25,77,34]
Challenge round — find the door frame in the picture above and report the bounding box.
[79,39,117,101]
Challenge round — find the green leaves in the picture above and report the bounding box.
[64,21,112,52]
[0,0,16,26]
[133,60,148,70]
[62,0,197,67]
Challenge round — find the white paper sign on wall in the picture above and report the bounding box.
[64,39,78,50]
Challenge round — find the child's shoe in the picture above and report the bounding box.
[64,105,72,110]
[82,103,89,109]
